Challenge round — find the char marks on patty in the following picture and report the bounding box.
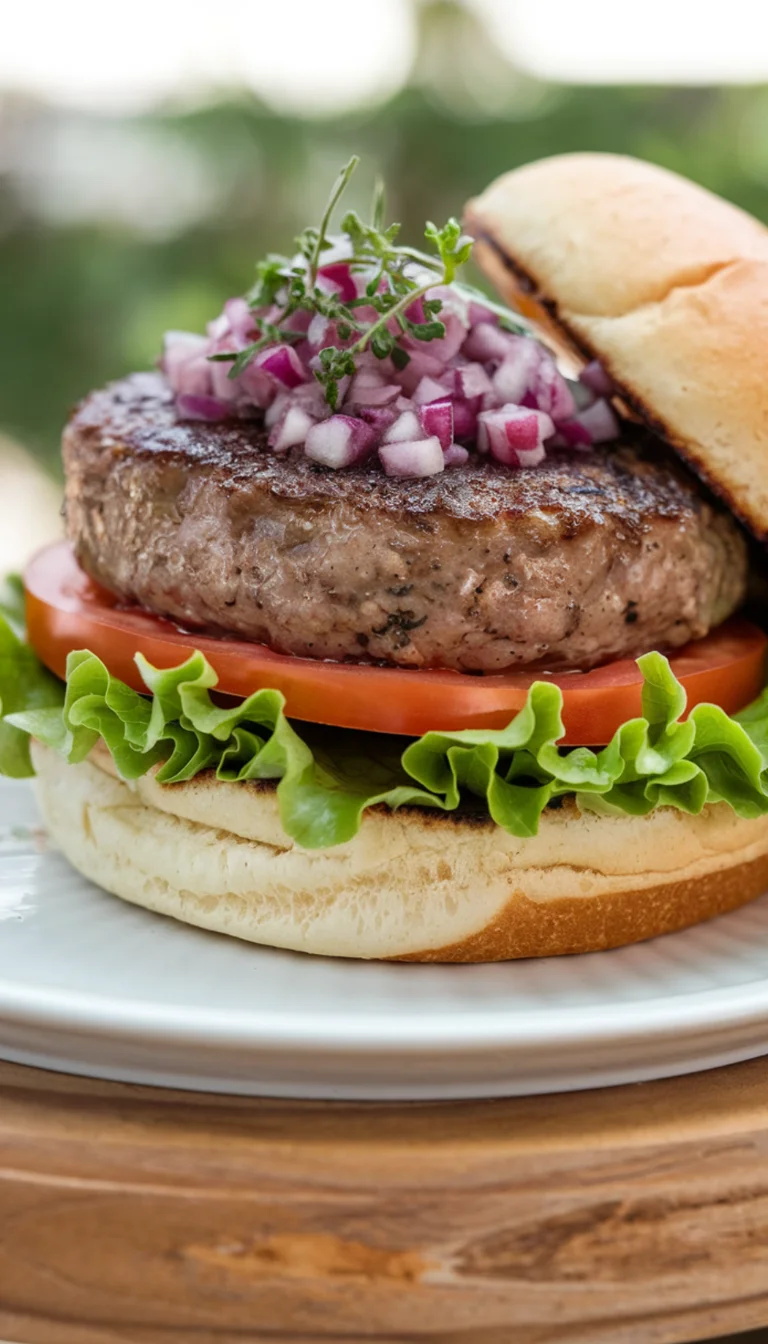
[63,373,747,673]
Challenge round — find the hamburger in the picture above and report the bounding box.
[3,151,768,961]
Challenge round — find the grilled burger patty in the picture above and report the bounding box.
[63,373,747,672]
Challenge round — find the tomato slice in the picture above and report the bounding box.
[24,542,767,745]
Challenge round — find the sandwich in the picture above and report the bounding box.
[2,151,768,961]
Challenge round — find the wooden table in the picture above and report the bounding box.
[2,1057,768,1344]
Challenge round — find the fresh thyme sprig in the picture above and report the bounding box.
[209,158,525,411]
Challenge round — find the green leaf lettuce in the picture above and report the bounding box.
[2,607,768,849]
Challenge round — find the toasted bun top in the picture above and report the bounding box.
[465,152,768,540]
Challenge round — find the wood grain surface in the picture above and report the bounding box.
[3,1058,768,1343]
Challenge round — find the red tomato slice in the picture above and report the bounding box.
[24,542,767,745]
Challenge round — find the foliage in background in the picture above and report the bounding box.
[1,0,768,472]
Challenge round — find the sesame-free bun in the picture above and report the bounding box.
[465,152,768,540]
[31,741,768,961]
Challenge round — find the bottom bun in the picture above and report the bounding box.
[31,740,768,962]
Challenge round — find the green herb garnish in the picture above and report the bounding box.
[210,157,488,412]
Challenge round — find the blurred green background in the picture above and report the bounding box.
[3,0,768,483]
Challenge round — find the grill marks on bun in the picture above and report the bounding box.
[465,152,768,540]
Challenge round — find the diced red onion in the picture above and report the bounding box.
[553,418,592,449]
[580,359,614,398]
[452,396,481,441]
[420,398,454,451]
[394,348,448,395]
[165,269,608,476]
[305,415,376,469]
[467,300,498,327]
[254,343,307,389]
[161,330,207,373]
[317,261,359,303]
[348,375,400,406]
[206,312,229,341]
[404,285,469,364]
[443,443,470,467]
[477,405,554,465]
[462,322,516,364]
[379,436,445,478]
[238,361,276,410]
[207,334,246,402]
[161,332,212,397]
[453,362,494,399]
[281,307,313,336]
[269,405,315,453]
[307,312,333,351]
[176,393,230,421]
[413,375,450,406]
[224,297,257,341]
[491,339,541,405]
[357,404,398,434]
[348,362,388,390]
[383,409,423,443]
[573,397,619,443]
[515,443,547,468]
[264,391,290,429]
[532,356,576,422]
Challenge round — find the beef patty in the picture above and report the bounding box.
[63,373,747,672]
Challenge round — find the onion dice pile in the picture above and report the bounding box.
[162,275,619,478]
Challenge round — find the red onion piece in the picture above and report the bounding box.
[281,307,313,337]
[574,397,619,443]
[443,443,470,467]
[207,333,247,402]
[176,393,230,421]
[264,391,290,429]
[580,359,614,398]
[237,361,276,409]
[224,297,257,341]
[269,405,315,453]
[413,375,450,406]
[357,404,398,434]
[554,418,592,449]
[307,312,333,351]
[254,343,307,389]
[206,312,230,341]
[161,332,214,399]
[491,339,541,405]
[379,436,445,478]
[515,443,547,467]
[404,288,468,364]
[453,362,494,399]
[394,347,447,395]
[533,356,576,421]
[467,300,498,327]
[317,261,359,303]
[305,415,377,469]
[383,409,423,443]
[462,321,516,364]
[452,396,481,441]
[477,406,554,465]
[420,398,454,451]
[348,376,400,406]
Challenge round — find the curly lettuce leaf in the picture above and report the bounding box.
[0,584,64,778]
[2,609,768,848]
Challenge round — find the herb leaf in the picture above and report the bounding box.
[210,160,528,408]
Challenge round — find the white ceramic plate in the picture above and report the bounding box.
[3,777,768,1098]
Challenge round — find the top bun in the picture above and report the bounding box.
[465,152,768,540]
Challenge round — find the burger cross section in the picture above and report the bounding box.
[3,150,768,962]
